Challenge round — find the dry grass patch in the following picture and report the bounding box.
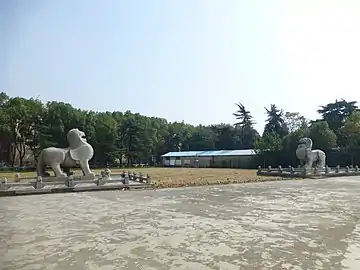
[0,167,283,188]
[137,168,283,188]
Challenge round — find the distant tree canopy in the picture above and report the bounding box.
[0,92,359,167]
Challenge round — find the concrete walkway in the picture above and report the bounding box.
[1,177,360,270]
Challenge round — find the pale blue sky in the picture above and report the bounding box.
[2,0,360,132]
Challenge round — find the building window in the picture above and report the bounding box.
[175,157,181,160]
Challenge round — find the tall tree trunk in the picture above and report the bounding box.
[11,143,16,167]
[11,127,18,167]
[16,143,26,167]
[119,154,123,167]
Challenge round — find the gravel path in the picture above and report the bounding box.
[1,176,360,269]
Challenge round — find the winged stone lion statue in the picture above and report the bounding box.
[36,128,95,177]
[295,137,326,169]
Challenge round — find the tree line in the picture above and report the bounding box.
[0,92,359,167]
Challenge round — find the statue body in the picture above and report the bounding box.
[296,137,326,169]
[37,128,95,177]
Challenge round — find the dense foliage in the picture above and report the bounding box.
[1,92,359,167]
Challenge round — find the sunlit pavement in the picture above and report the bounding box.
[1,177,360,270]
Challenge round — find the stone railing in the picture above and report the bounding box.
[0,169,152,196]
[257,165,360,178]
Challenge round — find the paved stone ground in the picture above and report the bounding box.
[1,176,360,270]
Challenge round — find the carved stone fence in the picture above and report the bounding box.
[0,170,153,197]
[257,165,360,178]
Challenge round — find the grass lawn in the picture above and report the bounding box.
[0,167,283,188]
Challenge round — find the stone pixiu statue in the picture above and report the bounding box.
[295,137,326,169]
[36,128,95,177]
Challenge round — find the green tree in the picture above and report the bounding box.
[186,125,216,150]
[238,127,259,149]
[263,104,288,138]
[255,131,282,152]
[317,99,358,146]
[165,121,193,152]
[308,121,337,150]
[148,117,169,164]
[339,111,360,164]
[120,111,152,166]
[210,124,234,150]
[0,92,10,133]
[281,126,310,165]
[341,111,360,146]
[2,97,42,166]
[22,98,46,161]
[284,112,309,132]
[233,103,254,129]
[41,101,86,148]
[232,103,259,149]
[93,112,119,166]
[5,91,359,169]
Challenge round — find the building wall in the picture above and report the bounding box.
[212,156,254,168]
[163,157,198,167]
[162,155,255,168]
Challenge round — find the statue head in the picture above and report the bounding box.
[67,128,87,149]
[297,137,313,150]
[66,128,94,162]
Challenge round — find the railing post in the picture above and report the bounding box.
[355,165,359,172]
[267,166,272,172]
[34,176,44,189]
[101,169,112,181]
[123,172,129,185]
[289,166,294,176]
[96,176,105,186]
[335,165,340,173]
[0,178,8,190]
[146,174,151,184]
[65,175,75,188]
[278,165,282,174]
[303,167,308,177]
[15,173,21,182]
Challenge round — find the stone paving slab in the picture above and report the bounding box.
[1,176,360,269]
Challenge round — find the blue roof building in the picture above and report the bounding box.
[161,149,257,168]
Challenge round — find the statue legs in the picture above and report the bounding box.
[299,160,305,167]
[80,160,95,176]
[51,163,67,177]
[305,158,313,169]
[316,151,326,169]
